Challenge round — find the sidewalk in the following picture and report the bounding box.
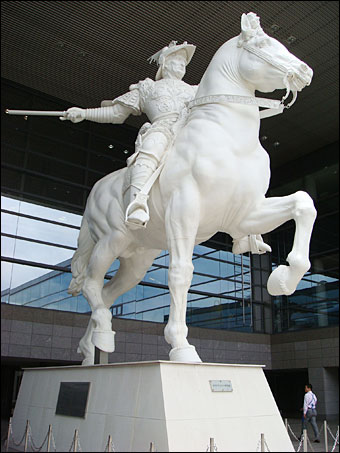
[286,418,339,453]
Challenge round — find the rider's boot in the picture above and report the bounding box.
[125,156,157,228]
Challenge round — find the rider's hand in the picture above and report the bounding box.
[60,107,86,123]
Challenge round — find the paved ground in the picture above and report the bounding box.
[286,418,339,453]
[2,417,339,451]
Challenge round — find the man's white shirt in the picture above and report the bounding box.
[303,390,317,414]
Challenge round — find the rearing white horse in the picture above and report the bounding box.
[68,13,316,365]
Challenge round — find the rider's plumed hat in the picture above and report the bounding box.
[148,41,196,80]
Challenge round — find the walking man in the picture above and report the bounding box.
[300,383,320,443]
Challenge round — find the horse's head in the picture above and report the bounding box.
[237,13,313,106]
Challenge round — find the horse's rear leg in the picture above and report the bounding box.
[78,248,160,365]
[102,248,161,306]
[235,191,317,295]
[82,232,130,353]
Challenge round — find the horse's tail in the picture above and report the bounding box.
[68,216,95,296]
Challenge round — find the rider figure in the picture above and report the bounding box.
[62,41,197,229]
[62,41,271,254]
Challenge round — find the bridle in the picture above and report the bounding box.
[243,43,298,111]
[188,41,302,120]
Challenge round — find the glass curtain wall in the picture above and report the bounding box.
[1,196,254,332]
[269,165,339,332]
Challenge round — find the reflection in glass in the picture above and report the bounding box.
[1,195,255,333]
[6,194,336,335]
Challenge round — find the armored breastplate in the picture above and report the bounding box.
[138,78,195,122]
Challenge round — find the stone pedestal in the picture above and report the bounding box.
[11,361,294,452]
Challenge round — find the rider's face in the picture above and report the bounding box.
[163,52,187,80]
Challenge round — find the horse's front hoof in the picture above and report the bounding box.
[169,345,202,363]
[91,330,116,353]
[267,265,296,296]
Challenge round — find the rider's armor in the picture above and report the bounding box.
[114,78,197,228]
[133,78,195,121]
[123,78,197,159]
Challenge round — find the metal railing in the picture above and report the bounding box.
[285,418,339,452]
[4,416,339,452]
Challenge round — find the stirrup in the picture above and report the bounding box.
[125,192,150,229]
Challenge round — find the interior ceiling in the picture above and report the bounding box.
[1,1,339,170]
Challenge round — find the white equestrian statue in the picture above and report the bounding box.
[66,13,316,365]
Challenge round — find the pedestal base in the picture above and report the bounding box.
[11,361,294,452]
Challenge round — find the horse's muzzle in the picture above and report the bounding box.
[293,63,313,90]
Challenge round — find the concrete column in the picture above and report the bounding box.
[308,367,339,420]
[251,253,272,334]
[323,368,339,420]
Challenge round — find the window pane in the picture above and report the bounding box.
[28,134,87,166]
[13,239,73,265]
[2,144,26,167]
[16,216,79,248]
[23,174,84,207]
[17,199,82,225]
[1,262,90,313]
[2,168,22,190]
[26,153,85,185]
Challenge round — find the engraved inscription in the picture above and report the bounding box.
[209,380,233,392]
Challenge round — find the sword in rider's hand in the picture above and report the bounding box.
[5,109,67,120]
